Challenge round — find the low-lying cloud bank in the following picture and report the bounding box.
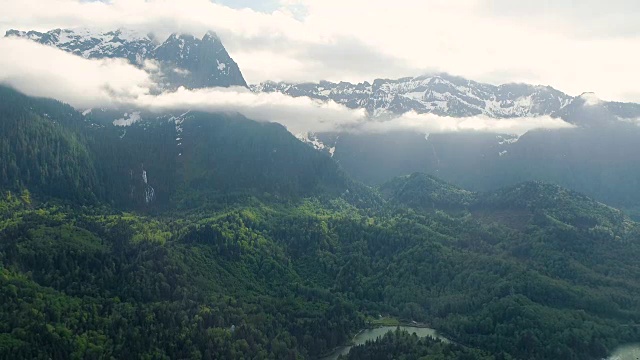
[361,112,575,136]
[0,38,152,108]
[136,87,367,134]
[0,37,575,136]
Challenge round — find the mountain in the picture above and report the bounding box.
[379,172,476,211]
[0,85,364,209]
[317,122,640,213]
[5,28,247,89]
[381,174,627,231]
[9,27,640,214]
[474,181,626,230]
[253,74,575,118]
[256,75,640,212]
[164,111,359,205]
[556,92,640,126]
[255,74,640,121]
[3,87,640,359]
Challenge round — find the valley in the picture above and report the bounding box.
[1,85,640,359]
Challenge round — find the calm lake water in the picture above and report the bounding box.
[319,326,450,360]
[320,330,640,360]
[609,344,640,360]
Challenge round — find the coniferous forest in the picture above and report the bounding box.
[1,85,640,359]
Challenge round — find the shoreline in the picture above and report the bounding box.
[316,322,444,360]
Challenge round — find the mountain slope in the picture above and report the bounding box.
[254,74,640,213]
[1,86,640,359]
[0,195,363,359]
[0,86,100,202]
[379,172,475,211]
[6,28,247,89]
[474,181,627,230]
[310,117,640,210]
[0,86,367,209]
[170,111,358,206]
[1,177,640,359]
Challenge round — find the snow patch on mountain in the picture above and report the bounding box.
[170,111,191,134]
[217,59,226,72]
[296,132,339,157]
[254,74,574,119]
[173,68,190,75]
[496,134,520,145]
[297,132,325,149]
[113,112,142,126]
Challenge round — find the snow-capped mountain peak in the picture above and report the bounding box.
[6,28,155,64]
[253,74,574,119]
[6,27,247,89]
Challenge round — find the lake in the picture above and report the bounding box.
[319,326,450,360]
[609,344,640,360]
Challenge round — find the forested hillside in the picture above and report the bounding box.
[0,87,100,203]
[1,183,639,359]
[1,87,639,359]
[321,122,640,213]
[0,86,364,209]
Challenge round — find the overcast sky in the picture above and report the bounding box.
[2,0,640,102]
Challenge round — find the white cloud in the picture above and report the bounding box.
[0,34,576,136]
[133,87,575,136]
[0,37,152,108]
[580,92,603,107]
[359,112,575,136]
[2,0,640,102]
[479,0,640,38]
[143,60,161,72]
[617,116,640,126]
[135,86,366,134]
[0,37,365,134]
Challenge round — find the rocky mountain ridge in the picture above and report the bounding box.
[253,75,640,123]
[6,28,247,89]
